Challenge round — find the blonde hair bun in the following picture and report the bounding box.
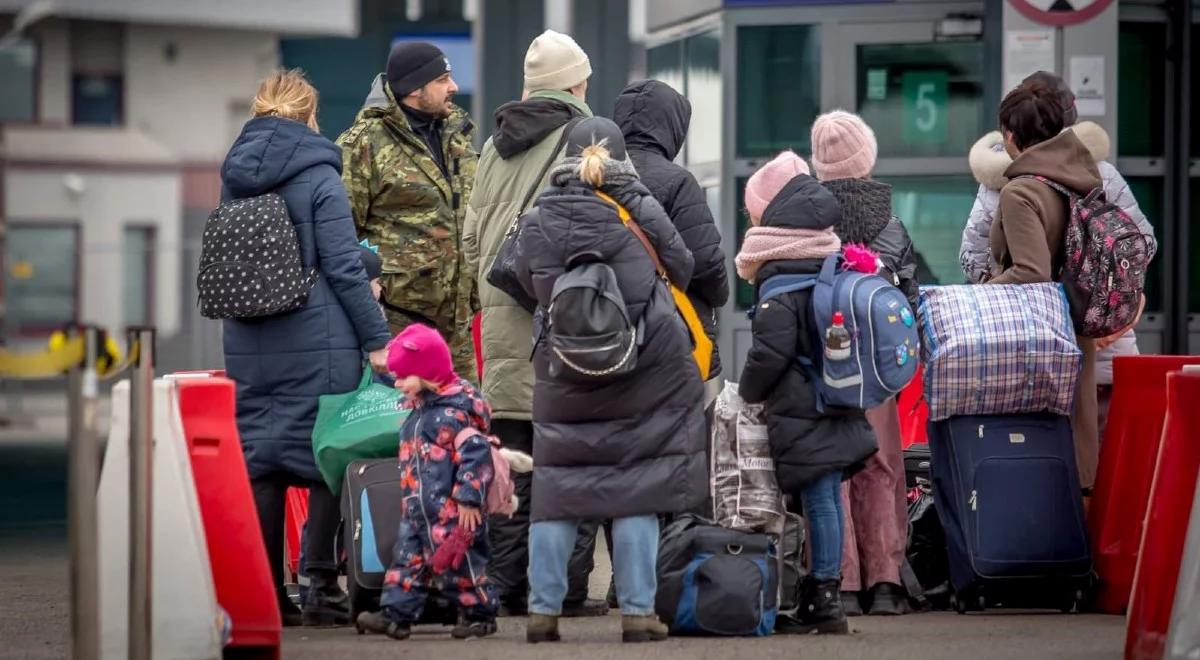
[251,68,319,132]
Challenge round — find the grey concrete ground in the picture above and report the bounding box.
[0,395,1127,660]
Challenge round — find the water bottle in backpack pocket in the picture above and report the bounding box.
[755,253,919,410]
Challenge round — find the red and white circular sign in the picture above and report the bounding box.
[1008,0,1115,27]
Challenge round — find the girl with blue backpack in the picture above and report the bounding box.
[736,152,878,635]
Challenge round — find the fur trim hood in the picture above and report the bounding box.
[968,120,1111,190]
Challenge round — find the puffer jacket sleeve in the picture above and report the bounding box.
[740,295,800,404]
[312,164,391,351]
[872,219,920,310]
[631,194,695,290]
[960,184,1000,284]
[462,140,495,274]
[988,184,1053,285]
[514,208,559,306]
[669,173,730,309]
[1098,161,1158,261]
[451,432,493,508]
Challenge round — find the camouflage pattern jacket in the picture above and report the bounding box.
[338,75,479,364]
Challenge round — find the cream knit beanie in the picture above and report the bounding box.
[810,110,878,181]
[524,30,592,92]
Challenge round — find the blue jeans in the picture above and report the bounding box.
[801,470,845,581]
[529,515,659,616]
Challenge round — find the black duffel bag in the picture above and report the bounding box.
[656,514,778,637]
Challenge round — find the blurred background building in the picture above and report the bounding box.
[0,0,1196,382]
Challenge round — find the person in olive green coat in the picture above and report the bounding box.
[462,29,609,618]
[338,42,479,380]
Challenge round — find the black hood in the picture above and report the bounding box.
[613,79,690,161]
[822,178,893,245]
[492,97,581,159]
[760,174,842,231]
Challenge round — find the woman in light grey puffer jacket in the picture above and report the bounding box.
[960,120,1157,390]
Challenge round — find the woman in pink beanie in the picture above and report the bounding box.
[811,110,919,617]
[357,323,502,640]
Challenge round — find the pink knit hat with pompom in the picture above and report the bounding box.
[744,151,810,225]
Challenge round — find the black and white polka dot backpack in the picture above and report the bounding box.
[196,193,318,319]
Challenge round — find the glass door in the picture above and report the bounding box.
[834,22,987,287]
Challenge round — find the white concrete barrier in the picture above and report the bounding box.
[98,379,221,659]
[1167,475,1200,660]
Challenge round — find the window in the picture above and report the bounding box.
[1118,22,1166,158]
[123,226,156,327]
[3,225,80,333]
[857,41,986,159]
[72,74,124,125]
[647,29,722,166]
[737,25,820,158]
[879,176,978,286]
[685,30,721,165]
[0,39,36,123]
[647,41,685,106]
[1124,178,1164,313]
[733,176,754,309]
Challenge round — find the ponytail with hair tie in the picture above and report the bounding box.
[577,141,611,188]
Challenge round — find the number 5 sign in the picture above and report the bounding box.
[902,70,947,145]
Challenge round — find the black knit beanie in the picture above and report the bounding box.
[387,42,451,98]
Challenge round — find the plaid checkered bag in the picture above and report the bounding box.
[918,283,1082,421]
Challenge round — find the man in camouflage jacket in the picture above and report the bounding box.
[338,42,479,379]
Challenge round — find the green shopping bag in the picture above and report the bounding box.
[313,366,408,494]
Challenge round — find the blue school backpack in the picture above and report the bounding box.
[755,253,919,410]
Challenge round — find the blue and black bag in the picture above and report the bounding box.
[655,515,778,636]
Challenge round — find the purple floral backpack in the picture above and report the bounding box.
[1020,175,1149,339]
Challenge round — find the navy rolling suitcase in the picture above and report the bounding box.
[928,413,1092,613]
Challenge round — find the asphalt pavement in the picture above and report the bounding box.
[0,395,1127,660]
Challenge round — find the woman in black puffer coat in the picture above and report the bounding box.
[514,117,705,644]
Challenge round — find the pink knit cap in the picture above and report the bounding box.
[385,324,457,386]
[744,151,810,225]
[810,110,878,180]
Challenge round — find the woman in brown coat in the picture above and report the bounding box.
[987,79,1102,491]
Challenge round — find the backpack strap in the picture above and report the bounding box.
[750,275,818,320]
[596,190,670,282]
[1015,174,1075,199]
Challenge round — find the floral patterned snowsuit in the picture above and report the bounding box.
[381,379,497,622]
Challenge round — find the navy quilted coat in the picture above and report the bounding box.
[220,116,391,482]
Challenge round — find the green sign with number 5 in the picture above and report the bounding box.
[902,70,948,145]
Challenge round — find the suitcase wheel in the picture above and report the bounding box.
[951,591,986,614]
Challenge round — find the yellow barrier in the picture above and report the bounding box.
[0,329,128,380]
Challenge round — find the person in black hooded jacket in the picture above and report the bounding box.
[810,110,920,616]
[514,117,705,644]
[736,153,877,635]
[613,79,730,380]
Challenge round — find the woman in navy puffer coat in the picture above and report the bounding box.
[220,70,390,626]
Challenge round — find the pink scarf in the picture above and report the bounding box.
[735,227,842,283]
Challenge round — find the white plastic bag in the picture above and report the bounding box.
[711,382,783,532]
